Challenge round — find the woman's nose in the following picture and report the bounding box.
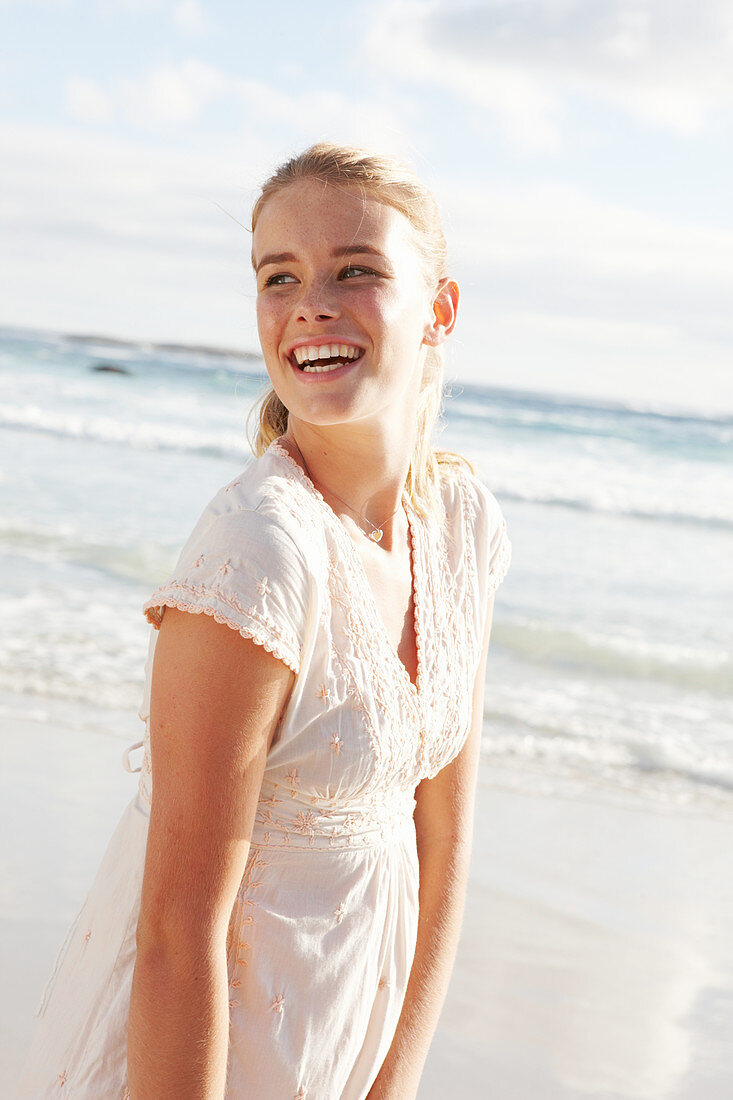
[295,279,340,323]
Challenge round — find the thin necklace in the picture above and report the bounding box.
[286,436,403,544]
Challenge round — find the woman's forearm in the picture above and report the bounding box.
[367,837,472,1100]
[127,932,229,1099]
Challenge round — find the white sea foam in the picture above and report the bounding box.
[493,618,733,692]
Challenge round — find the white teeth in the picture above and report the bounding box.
[301,361,344,374]
[292,343,363,368]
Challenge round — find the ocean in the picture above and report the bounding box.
[2,325,732,818]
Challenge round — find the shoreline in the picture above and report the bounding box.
[5,322,730,422]
[3,693,733,1098]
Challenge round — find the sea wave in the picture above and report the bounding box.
[481,688,733,811]
[491,486,733,529]
[0,402,250,461]
[0,518,176,584]
[493,618,733,692]
[4,400,732,529]
[448,384,733,446]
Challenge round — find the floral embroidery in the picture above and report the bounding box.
[259,791,281,808]
[378,976,389,991]
[329,732,343,755]
[294,1089,307,1099]
[285,768,300,796]
[271,993,285,1014]
[334,902,345,924]
[83,929,91,942]
[193,554,205,568]
[217,558,232,577]
[295,810,318,845]
[257,576,271,597]
[227,851,267,1001]
[316,684,330,705]
[57,1070,67,1086]
[224,480,241,493]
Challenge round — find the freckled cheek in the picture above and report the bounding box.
[256,304,285,364]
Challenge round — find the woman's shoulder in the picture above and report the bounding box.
[437,459,511,594]
[143,445,315,672]
[191,443,314,551]
[438,459,505,535]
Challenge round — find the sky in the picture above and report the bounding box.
[2,0,733,413]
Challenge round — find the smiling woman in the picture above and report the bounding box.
[17,143,511,1100]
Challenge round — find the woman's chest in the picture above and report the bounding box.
[354,538,418,689]
[268,524,478,796]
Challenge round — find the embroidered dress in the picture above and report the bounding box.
[18,439,511,1100]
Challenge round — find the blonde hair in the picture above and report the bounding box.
[247,142,471,518]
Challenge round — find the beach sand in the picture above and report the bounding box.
[3,694,732,1099]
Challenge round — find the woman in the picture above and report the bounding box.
[18,143,511,1099]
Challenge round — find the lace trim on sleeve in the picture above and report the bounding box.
[142,582,300,674]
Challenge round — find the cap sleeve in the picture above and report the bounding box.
[457,470,511,654]
[142,507,309,675]
[479,483,512,600]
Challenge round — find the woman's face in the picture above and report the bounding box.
[252,178,440,433]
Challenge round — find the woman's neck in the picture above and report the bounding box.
[282,417,413,550]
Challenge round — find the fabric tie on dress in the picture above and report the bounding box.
[252,777,416,850]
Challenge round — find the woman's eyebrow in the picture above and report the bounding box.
[254,244,390,273]
[332,244,389,263]
[255,251,296,273]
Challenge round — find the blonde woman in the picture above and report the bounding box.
[18,143,511,1099]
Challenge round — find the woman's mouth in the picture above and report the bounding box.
[290,343,364,373]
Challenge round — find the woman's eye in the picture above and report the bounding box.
[263,273,296,287]
[341,265,376,279]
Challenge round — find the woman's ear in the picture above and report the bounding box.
[423,278,459,347]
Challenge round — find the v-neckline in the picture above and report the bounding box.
[270,438,424,705]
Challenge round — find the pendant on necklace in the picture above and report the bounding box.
[369,529,383,543]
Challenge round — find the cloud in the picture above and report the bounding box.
[366,0,733,148]
[65,77,112,123]
[0,122,265,346]
[119,59,223,124]
[439,176,733,409]
[62,57,410,152]
[171,0,209,35]
[445,177,733,348]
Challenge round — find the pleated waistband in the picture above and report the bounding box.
[251,779,416,851]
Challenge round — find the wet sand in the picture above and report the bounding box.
[3,694,733,1098]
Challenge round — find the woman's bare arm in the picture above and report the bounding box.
[127,606,294,1100]
[367,595,495,1100]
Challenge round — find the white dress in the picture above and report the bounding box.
[17,439,511,1099]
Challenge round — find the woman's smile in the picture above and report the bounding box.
[288,338,366,377]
